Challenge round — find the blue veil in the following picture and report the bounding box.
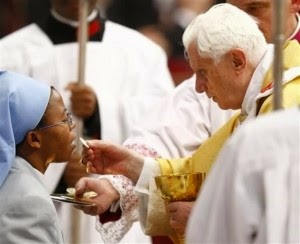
[0,71,50,188]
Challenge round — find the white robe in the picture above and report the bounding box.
[0,21,174,244]
[0,22,174,143]
[124,75,236,158]
[186,107,300,244]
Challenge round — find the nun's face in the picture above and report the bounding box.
[38,89,76,166]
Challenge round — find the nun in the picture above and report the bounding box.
[0,71,76,243]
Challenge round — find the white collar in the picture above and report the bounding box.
[15,156,45,185]
[50,8,98,28]
[241,44,274,116]
[288,13,300,40]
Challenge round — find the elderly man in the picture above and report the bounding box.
[77,3,300,242]
[84,2,300,241]
[123,0,300,160]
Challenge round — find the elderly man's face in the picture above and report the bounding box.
[227,0,299,42]
[187,43,248,110]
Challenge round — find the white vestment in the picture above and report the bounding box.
[133,44,300,236]
[133,46,275,232]
[0,20,174,243]
[186,107,300,244]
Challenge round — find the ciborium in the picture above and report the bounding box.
[155,172,206,244]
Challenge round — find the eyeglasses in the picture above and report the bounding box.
[36,112,74,131]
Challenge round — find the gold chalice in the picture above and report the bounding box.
[155,172,206,244]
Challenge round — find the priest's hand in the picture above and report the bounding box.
[166,201,195,235]
[81,140,144,183]
[65,82,97,119]
[74,177,120,215]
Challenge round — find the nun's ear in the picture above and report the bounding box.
[26,131,42,149]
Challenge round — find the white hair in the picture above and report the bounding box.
[182,3,268,65]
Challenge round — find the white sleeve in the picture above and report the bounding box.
[93,157,162,242]
[135,157,160,232]
[135,158,176,236]
[0,24,57,86]
[119,43,175,141]
[95,175,140,243]
[95,39,174,144]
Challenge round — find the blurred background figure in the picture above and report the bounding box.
[0,0,219,86]
[0,0,50,37]
[104,0,216,85]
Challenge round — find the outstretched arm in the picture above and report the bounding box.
[81,139,145,183]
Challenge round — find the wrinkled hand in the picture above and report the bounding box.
[166,201,195,235]
[74,177,120,215]
[65,82,97,118]
[81,140,144,183]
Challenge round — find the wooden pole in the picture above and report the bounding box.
[71,1,89,243]
[78,0,88,86]
[272,0,285,110]
[75,0,89,148]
